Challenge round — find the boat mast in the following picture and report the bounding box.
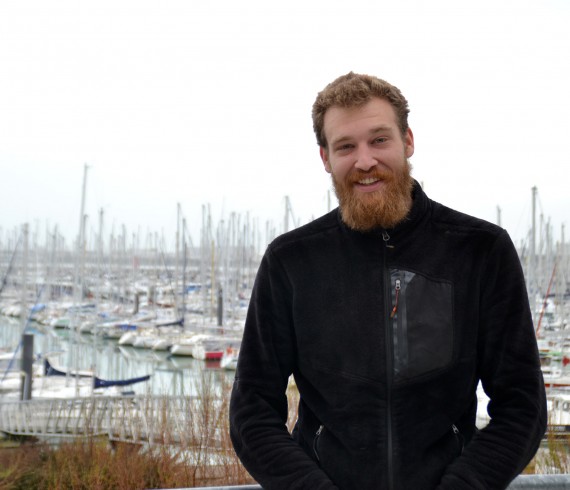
[558,224,567,326]
[72,163,89,396]
[20,222,33,401]
[20,223,29,334]
[182,216,188,326]
[175,203,181,321]
[530,186,537,329]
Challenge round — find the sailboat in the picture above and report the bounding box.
[44,357,151,391]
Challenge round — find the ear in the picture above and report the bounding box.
[320,146,332,173]
[404,128,415,158]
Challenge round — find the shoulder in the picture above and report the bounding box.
[429,198,505,240]
[423,198,519,262]
[409,183,507,246]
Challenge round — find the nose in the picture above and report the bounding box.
[354,147,377,171]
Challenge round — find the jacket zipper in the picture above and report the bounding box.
[452,424,464,454]
[313,424,324,462]
[382,230,395,490]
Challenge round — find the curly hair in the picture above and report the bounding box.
[312,72,410,148]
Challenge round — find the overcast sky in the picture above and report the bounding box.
[1,0,568,252]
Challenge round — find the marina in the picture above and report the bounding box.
[0,184,569,456]
[0,189,257,402]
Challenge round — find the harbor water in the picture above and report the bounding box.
[0,315,235,399]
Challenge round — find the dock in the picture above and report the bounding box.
[0,395,226,447]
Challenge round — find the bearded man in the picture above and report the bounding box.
[230,72,546,490]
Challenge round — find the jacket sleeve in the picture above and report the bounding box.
[437,230,547,489]
[229,247,339,490]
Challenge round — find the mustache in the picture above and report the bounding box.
[346,168,394,184]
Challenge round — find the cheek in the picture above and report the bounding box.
[328,159,351,179]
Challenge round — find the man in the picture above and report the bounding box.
[230,72,546,489]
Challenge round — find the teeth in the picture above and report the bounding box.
[359,178,379,185]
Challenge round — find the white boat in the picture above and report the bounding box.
[132,334,160,349]
[542,365,570,388]
[118,331,138,346]
[220,348,238,370]
[50,316,71,329]
[1,304,22,317]
[151,338,172,351]
[169,334,212,357]
[191,336,230,361]
[0,351,26,394]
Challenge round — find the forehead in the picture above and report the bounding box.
[323,97,399,140]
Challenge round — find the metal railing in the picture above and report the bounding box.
[508,474,570,488]
[159,475,570,489]
[0,395,225,446]
[3,398,570,489]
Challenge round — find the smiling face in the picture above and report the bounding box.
[320,97,415,231]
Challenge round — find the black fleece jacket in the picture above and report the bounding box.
[230,182,547,490]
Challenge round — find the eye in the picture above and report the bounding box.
[335,143,354,153]
[373,137,388,144]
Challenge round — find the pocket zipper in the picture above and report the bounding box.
[313,424,324,461]
[390,279,401,319]
[452,424,464,454]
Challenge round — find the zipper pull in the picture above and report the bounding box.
[382,231,394,248]
[390,279,401,319]
[316,424,324,436]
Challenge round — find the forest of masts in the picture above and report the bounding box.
[1,187,568,333]
[514,187,569,333]
[0,201,301,324]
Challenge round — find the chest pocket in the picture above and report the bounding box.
[390,269,454,383]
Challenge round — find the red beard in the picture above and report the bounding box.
[332,159,414,231]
